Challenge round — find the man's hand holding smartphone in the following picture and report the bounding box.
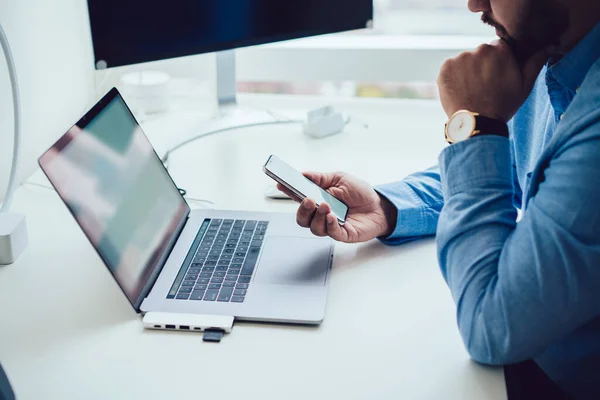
[277,170,398,244]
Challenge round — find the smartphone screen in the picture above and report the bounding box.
[263,155,349,224]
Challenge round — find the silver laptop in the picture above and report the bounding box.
[39,88,333,325]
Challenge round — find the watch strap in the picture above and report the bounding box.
[473,115,509,138]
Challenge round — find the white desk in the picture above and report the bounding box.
[0,94,506,399]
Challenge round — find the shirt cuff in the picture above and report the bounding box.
[439,136,512,199]
[374,182,434,245]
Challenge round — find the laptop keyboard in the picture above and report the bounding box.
[168,219,268,303]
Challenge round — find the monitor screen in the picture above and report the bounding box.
[87,0,373,68]
[39,89,190,310]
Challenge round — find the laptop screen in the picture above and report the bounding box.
[39,89,190,310]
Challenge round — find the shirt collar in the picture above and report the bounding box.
[548,22,600,92]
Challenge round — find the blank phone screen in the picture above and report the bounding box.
[265,156,349,222]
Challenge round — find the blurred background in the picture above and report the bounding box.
[238,0,492,99]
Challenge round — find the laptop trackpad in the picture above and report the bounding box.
[254,237,331,286]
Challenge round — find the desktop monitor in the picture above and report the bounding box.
[87,0,374,69]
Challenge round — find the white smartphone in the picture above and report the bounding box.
[263,155,349,225]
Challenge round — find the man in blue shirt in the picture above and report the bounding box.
[279,0,600,398]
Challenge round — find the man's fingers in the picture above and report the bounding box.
[297,198,317,228]
[325,213,350,242]
[303,171,338,190]
[309,203,331,237]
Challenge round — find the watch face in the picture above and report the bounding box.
[447,112,476,143]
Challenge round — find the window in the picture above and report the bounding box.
[373,0,491,36]
[238,0,494,99]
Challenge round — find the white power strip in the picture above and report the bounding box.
[303,105,346,138]
[0,213,27,265]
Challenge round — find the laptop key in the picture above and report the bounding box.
[233,289,247,296]
[213,271,226,278]
[231,263,242,269]
[209,283,221,290]
[218,287,234,302]
[179,286,193,293]
[232,257,245,263]
[216,266,228,271]
[236,283,249,289]
[241,247,260,276]
[176,293,190,300]
[202,266,215,272]
[251,240,263,247]
[238,276,251,283]
[190,290,205,300]
[228,269,240,275]
[198,278,210,284]
[224,275,237,282]
[194,284,208,290]
[181,281,195,286]
[204,261,217,266]
[200,272,212,278]
[231,296,245,303]
[211,278,224,284]
[204,290,219,301]
[222,281,235,287]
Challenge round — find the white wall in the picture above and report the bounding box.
[0,0,95,203]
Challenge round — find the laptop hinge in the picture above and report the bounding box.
[134,212,191,311]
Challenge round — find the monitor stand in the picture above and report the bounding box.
[161,50,300,165]
[207,49,287,131]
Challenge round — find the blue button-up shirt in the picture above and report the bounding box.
[376,23,600,399]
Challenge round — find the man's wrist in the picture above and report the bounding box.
[445,111,509,144]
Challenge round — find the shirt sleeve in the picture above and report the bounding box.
[437,133,600,366]
[374,165,444,245]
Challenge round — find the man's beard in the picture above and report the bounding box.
[481,0,568,65]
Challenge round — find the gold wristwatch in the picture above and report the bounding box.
[445,110,509,144]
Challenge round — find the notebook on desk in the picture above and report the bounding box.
[38,88,334,327]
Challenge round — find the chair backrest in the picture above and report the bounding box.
[0,362,14,400]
